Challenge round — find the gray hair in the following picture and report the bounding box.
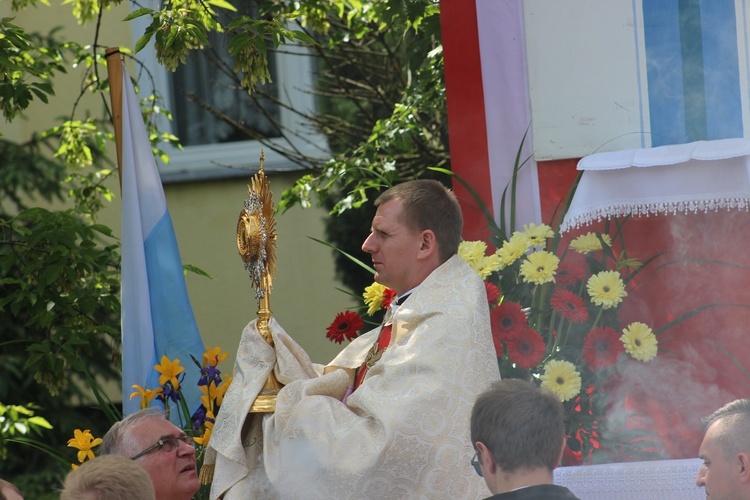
[99,407,166,458]
[703,399,750,459]
[61,454,155,500]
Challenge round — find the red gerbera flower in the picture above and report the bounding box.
[485,282,501,305]
[582,326,624,369]
[550,289,589,323]
[325,311,364,344]
[492,333,504,358]
[505,328,546,369]
[381,288,396,309]
[556,259,586,286]
[490,301,528,341]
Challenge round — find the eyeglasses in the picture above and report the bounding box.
[471,451,483,477]
[130,434,193,460]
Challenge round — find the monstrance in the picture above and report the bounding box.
[236,150,281,412]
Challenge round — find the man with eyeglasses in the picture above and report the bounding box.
[470,379,580,499]
[99,408,200,500]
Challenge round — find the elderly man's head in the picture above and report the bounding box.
[695,398,750,499]
[99,408,199,500]
[0,479,23,500]
[61,454,155,499]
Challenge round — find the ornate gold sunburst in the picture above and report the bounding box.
[237,151,277,297]
[236,151,282,413]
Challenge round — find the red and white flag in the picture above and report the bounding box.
[441,0,541,241]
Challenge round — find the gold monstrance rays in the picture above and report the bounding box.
[236,151,281,412]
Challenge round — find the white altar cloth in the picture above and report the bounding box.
[560,138,750,232]
[554,458,703,499]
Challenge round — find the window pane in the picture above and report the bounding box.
[169,4,282,146]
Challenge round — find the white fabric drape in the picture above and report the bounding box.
[207,255,500,499]
[561,138,750,232]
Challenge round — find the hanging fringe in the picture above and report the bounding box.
[199,463,215,485]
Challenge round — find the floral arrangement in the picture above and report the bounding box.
[67,347,232,498]
[325,221,663,465]
[457,224,663,463]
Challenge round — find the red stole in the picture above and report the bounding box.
[353,323,392,390]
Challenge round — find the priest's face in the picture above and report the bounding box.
[362,199,423,295]
[695,419,744,499]
[132,417,200,500]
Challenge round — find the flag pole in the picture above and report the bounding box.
[105,47,124,193]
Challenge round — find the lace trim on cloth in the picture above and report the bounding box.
[553,458,704,499]
[562,192,750,231]
[560,139,750,232]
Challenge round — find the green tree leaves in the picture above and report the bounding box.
[0,17,65,123]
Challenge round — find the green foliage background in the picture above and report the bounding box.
[1,0,453,494]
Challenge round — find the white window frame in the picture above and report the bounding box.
[129,2,328,182]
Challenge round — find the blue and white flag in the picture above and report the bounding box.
[118,60,205,418]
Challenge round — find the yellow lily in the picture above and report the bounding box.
[194,411,215,446]
[130,384,164,409]
[154,355,185,389]
[214,376,232,407]
[67,429,102,463]
[202,346,228,367]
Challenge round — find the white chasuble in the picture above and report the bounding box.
[206,255,500,499]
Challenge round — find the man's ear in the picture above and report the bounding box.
[476,441,496,473]
[738,452,750,483]
[416,230,437,260]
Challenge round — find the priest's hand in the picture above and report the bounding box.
[323,365,355,387]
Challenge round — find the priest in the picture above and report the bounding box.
[206,179,500,499]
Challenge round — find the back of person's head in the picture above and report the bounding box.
[60,455,155,500]
[702,398,750,457]
[471,379,565,473]
[0,479,23,500]
[376,179,463,262]
[99,407,165,458]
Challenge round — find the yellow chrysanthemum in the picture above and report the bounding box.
[496,232,531,267]
[363,282,388,316]
[459,240,490,277]
[540,360,582,402]
[467,259,486,277]
[587,270,627,309]
[154,355,185,390]
[621,322,658,362]
[478,254,505,278]
[520,251,559,285]
[202,346,228,367]
[67,429,102,463]
[458,240,488,265]
[130,384,163,409]
[569,232,613,253]
[523,223,554,247]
